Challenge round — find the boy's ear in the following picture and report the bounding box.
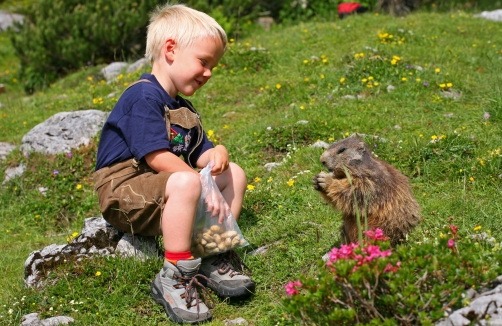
[163,39,176,62]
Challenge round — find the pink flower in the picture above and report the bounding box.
[449,225,458,235]
[285,280,302,296]
[384,261,401,273]
[484,112,490,120]
[365,228,388,241]
[448,239,455,249]
[67,152,73,158]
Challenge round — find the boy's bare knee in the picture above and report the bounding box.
[165,172,201,198]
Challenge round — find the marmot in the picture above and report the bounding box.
[312,136,420,246]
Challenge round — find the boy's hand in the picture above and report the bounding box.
[204,187,231,224]
[208,145,229,176]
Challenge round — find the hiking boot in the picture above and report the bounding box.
[150,258,215,324]
[199,250,255,298]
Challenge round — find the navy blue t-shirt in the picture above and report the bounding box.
[95,74,213,170]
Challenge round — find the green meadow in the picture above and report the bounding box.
[1,7,501,325]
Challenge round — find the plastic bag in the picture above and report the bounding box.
[190,162,249,258]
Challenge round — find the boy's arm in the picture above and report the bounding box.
[145,149,198,174]
[196,145,229,175]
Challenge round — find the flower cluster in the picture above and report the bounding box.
[326,229,398,273]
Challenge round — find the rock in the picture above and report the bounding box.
[440,89,461,100]
[475,9,502,22]
[101,62,129,81]
[257,17,274,31]
[264,162,282,171]
[115,233,158,261]
[20,110,108,156]
[21,312,75,326]
[311,141,330,149]
[342,95,356,100]
[296,120,309,125]
[126,58,149,73]
[0,10,24,32]
[41,316,75,325]
[0,142,16,160]
[2,163,26,185]
[436,283,502,326]
[225,317,249,325]
[24,216,161,287]
[387,85,396,92]
[21,312,42,325]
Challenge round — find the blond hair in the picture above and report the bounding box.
[145,3,228,64]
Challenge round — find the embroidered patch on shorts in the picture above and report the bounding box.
[119,184,146,213]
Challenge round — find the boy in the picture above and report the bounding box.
[93,2,254,324]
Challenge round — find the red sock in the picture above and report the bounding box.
[165,250,193,265]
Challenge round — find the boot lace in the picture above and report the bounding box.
[173,274,216,310]
[212,250,253,277]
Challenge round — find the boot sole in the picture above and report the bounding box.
[207,280,256,298]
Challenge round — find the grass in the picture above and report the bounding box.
[1,7,502,325]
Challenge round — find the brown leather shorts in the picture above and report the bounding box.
[93,159,172,236]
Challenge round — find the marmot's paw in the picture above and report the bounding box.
[312,171,331,191]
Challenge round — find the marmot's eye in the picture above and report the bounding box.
[337,148,346,154]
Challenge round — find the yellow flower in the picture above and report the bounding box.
[320,74,325,79]
[322,58,328,63]
[419,134,423,137]
[447,82,453,88]
[72,232,79,237]
[459,169,463,172]
[339,77,345,83]
[76,184,82,190]
[392,55,401,61]
[416,78,421,82]
[303,59,308,64]
[440,83,446,88]
[431,135,438,140]
[362,78,368,83]
[469,177,474,182]
[435,68,441,73]
[254,177,261,183]
[439,135,446,140]
[391,59,397,65]
[300,105,305,110]
[287,179,295,187]
[304,78,309,82]
[474,225,482,231]
[87,76,93,82]
[440,232,444,238]
[402,77,407,81]
[207,130,214,137]
[95,271,101,277]
[374,82,379,86]
[267,177,273,183]
[92,98,98,104]
[368,76,374,80]
[276,83,281,89]
[247,184,255,191]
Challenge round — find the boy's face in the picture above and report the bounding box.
[166,37,224,97]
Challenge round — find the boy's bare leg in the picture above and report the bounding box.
[162,171,201,252]
[213,162,247,220]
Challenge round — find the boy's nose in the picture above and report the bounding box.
[203,68,212,78]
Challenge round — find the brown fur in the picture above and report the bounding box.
[312,136,420,246]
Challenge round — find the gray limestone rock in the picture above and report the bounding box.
[311,141,330,149]
[225,317,249,325]
[115,233,159,261]
[20,110,108,155]
[101,62,128,82]
[24,217,161,287]
[2,163,25,185]
[0,142,16,160]
[0,10,24,32]
[475,9,502,22]
[126,58,149,73]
